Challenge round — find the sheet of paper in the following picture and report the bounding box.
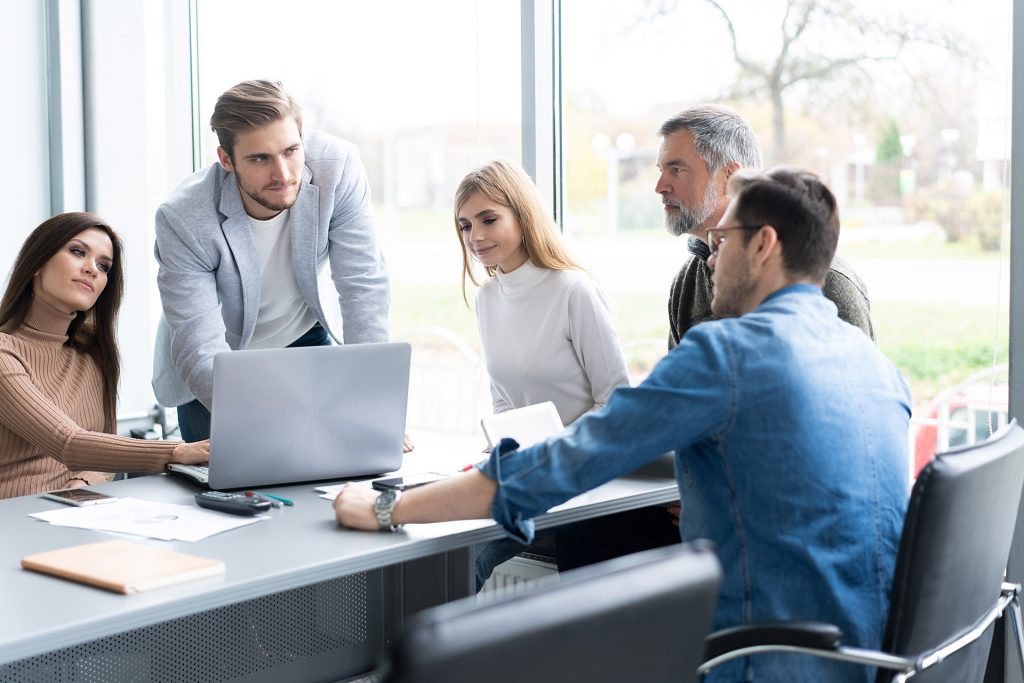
[316,481,373,501]
[316,471,454,501]
[30,497,266,541]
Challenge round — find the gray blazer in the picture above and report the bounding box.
[152,131,389,409]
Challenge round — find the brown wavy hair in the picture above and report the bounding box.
[454,159,580,305]
[211,79,303,161]
[728,166,839,283]
[0,212,124,431]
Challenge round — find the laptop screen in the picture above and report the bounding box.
[206,342,410,489]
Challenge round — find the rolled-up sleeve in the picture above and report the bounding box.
[478,438,535,543]
[476,326,733,543]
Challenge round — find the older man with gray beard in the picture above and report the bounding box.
[657,104,874,347]
[553,105,875,573]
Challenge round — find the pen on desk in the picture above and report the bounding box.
[257,492,294,506]
[459,464,474,472]
[244,491,282,508]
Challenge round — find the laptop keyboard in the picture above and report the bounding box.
[166,463,210,483]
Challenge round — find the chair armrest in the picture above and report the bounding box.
[704,621,843,660]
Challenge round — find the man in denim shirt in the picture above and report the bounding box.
[336,167,911,683]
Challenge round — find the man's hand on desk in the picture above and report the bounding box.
[334,484,382,531]
[172,439,210,465]
[335,471,499,530]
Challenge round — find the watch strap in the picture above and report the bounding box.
[374,489,402,531]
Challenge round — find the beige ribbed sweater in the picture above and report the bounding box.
[0,299,176,499]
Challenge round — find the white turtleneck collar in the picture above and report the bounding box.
[493,259,551,298]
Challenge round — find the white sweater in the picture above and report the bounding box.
[248,209,319,350]
[476,260,630,425]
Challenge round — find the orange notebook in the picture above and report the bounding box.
[21,539,225,594]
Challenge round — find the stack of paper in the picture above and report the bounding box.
[30,497,265,541]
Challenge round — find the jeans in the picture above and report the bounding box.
[176,323,332,442]
[474,530,557,592]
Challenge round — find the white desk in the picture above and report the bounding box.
[0,449,677,682]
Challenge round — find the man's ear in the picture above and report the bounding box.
[720,161,742,193]
[752,225,781,267]
[216,147,235,173]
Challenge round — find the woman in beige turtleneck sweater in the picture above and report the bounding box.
[0,212,208,499]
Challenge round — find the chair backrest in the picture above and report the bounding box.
[880,421,1024,683]
[386,542,722,683]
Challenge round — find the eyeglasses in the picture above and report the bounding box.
[707,225,763,256]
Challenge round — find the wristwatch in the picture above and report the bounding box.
[374,488,403,531]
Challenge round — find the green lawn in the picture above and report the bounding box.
[391,282,478,344]
[840,236,1002,261]
[873,300,1008,401]
[389,237,1008,407]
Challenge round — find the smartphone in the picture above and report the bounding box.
[41,488,118,507]
[372,472,447,492]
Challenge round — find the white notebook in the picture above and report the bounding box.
[481,401,564,449]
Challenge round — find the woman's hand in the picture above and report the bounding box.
[172,439,210,465]
[403,434,415,453]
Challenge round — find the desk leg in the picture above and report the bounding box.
[382,547,474,647]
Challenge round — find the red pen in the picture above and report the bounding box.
[244,490,281,508]
[459,464,474,472]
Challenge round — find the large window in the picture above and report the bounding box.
[195,0,522,433]
[561,0,1013,469]
[2,1,52,280]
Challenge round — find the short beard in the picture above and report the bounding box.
[244,185,299,214]
[663,180,720,237]
[237,171,300,214]
[711,269,756,319]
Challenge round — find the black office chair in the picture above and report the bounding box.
[386,542,722,683]
[700,421,1024,683]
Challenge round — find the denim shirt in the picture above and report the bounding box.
[479,284,910,683]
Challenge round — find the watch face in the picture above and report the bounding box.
[375,489,397,509]
[375,488,400,530]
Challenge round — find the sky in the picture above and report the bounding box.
[196,0,1011,122]
[196,0,521,134]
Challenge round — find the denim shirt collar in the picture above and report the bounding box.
[759,282,823,307]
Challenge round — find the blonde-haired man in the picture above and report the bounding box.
[153,80,389,440]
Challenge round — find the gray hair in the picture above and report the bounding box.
[658,105,762,172]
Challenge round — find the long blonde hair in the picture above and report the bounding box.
[454,159,580,305]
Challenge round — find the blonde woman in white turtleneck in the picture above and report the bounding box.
[455,160,630,590]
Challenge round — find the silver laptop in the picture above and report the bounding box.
[168,342,410,490]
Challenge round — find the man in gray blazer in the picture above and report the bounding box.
[153,80,389,441]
